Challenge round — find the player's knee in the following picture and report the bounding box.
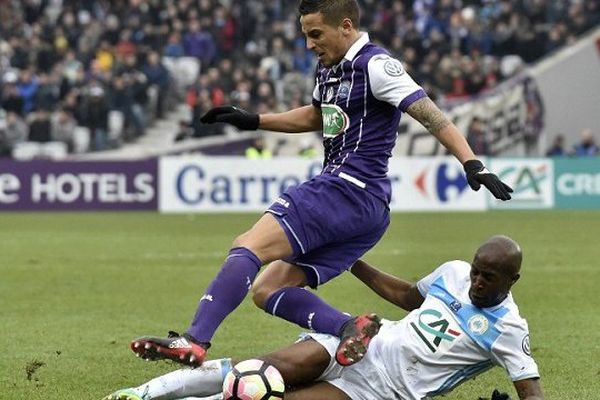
[251,282,275,310]
[231,233,248,249]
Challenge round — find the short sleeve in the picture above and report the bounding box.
[491,318,540,381]
[367,54,426,111]
[416,261,468,297]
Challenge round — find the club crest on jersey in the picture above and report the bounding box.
[467,314,489,335]
[321,104,349,138]
[384,59,405,76]
[337,81,351,99]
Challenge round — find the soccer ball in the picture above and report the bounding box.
[222,359,285,400]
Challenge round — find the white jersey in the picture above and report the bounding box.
[322,260,539,400]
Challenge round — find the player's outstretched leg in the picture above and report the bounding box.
[131,331,209,367]
[335,313,381,366]
[131,247,262,367]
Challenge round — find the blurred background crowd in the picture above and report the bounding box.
[0,0,599,158]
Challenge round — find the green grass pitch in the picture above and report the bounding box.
[1,211,599,399]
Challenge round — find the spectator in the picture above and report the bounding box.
[0,111,28,156]
[142,51,170,119]
[545,135,566,157]
[467,117,491,156]
[245,136,272,159]
[82,84,109,151]
[109,74,145,140]
[28,108,52,143]
[183,19,216,67]
[163,32,185,58]
[16,70,39,114]
[572,129,599,157]
[174,120,194,142]
[34,73,61,112]
[51,109,77,152]
[1,82,25,116]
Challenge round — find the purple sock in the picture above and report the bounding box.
[187,247,262,343]
[265,287,352,335]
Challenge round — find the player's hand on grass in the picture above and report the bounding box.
[491,388,512,400]
[477,389,512,400]
[463,159,513,201]
[200,106,260,130]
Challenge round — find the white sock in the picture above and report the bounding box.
[133,359,232,400]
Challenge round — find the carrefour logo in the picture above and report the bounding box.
[415,163,469,202]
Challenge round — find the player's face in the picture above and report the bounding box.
[300,12,348,67]
[468,260,514,308]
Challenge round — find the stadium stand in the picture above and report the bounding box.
[0,0,598,159]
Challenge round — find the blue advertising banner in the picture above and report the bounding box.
[0,160,158,210]
[554,158,600,209]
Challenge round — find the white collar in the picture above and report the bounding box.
[343,32,370,62]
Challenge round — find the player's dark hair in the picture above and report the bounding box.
[298,0,360,28]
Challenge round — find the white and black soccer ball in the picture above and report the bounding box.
[222,359,285,400]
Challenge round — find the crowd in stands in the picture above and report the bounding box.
[0,0,599,159]
[546,129,599,157]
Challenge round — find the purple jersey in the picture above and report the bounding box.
[312,33,426,203]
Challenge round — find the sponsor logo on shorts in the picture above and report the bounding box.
[522,334,531,356]
[307,312,315,330]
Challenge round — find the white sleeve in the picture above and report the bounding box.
[367,54,425,110]
[491,318,540,381]
[416,261,467,297]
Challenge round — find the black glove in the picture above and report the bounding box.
[491,389,512,400]
[463,159,513,201]
[200,106,260,130]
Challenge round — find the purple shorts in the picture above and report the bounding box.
[266,175,390,288]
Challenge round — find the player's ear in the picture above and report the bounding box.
[511,273,520,285]
[340,18,353,34]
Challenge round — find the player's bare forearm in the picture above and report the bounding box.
[406,97,476,164]
[259,105,322,133]
[514,378,544,400]
[351,260,424,311]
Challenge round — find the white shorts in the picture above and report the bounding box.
[300,321,406,400]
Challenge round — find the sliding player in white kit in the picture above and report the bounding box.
[105,235,543,400]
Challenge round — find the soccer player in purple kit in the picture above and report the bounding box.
[131,0,512,368]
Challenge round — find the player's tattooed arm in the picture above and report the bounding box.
[405,97,451,136]
[405,96,476,164]
[513,378,544,400]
